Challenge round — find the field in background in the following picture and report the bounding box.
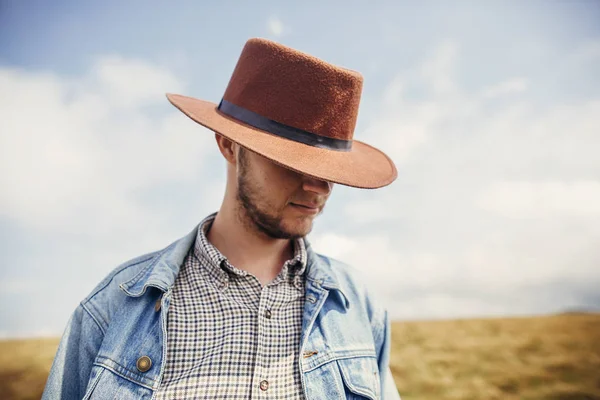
[0,337,59,400]
[390,313,600,399]
[1,313,599,399]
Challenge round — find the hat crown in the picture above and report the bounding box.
[222,38,363,141]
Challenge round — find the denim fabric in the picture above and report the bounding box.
[42,225,401,400]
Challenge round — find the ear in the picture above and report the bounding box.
[214,133,238,164]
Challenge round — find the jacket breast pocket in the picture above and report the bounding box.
[337,355,380,400]
[82,365,154,400]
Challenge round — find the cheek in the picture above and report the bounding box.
[264,165,303,192]
[250,154,305,201]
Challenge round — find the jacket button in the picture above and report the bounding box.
[259,380,269,391]
[136,356,152,372]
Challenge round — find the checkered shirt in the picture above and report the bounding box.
[154,214,307,399]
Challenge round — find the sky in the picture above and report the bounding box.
[1,0,599,337]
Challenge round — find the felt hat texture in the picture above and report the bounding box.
[167,37,397,189]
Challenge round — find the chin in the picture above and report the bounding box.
[281,218,314,238]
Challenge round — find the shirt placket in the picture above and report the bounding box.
[252,283,276,398]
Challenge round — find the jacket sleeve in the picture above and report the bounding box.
[377,309,402,400]
[42,303,104,400]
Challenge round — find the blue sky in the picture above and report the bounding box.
[1,1,599,337]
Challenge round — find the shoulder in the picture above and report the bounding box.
[78,224,199,329]
[78,248,163,331]
[317,254,366,290]
[315,253,389,352]
[315,253,386,318]
[84,250,159,300]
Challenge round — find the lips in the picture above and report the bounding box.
[290,202,321,215]
[292,203,319,209]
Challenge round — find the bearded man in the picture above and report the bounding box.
[43,37,401,400]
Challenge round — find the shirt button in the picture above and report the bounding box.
[264,309,272,319]
[136,356,152,372]
[259,380,269,391]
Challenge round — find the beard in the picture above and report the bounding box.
[236,148,310,240]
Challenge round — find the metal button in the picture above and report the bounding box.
[307,296,317,304]
[264,309,272,319]
[136,356,152,372]
[259,380,269,391]
[154,297,162,312]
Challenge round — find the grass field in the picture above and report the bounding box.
[390,313,600,400]
[1,313,598,399]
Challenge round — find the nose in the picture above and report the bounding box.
[302,177,332,195]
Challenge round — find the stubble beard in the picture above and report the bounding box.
[236,149,308,240]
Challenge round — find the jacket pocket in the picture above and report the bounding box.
[336,355,380,400]
[82,365,154,399]
[82,366,105,400]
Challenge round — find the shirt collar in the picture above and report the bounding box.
[194,213,308,289]
[119,213,347,306]
[193,213,230,286]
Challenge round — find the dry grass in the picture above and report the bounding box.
[390,313,600,399]
[0,337,60,400]
[0,313,598,399]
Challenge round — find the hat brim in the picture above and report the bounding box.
[166,93,397,189]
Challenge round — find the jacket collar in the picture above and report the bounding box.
[119,224,349,307]
[119,226,198,297]
[304,240,350,308]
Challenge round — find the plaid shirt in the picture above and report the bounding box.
[155,214,307,399]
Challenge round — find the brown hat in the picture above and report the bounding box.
[167,38,397,189]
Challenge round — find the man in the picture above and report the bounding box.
[43,38,400,399]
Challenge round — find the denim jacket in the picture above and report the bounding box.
[43,225,401,399]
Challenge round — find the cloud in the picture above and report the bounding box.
[267,16,286,37]
[477,180,600,218]
[315,38,600,320]
[364,40,475,164]
[312,224,600,320]
[0,57,215,235]
[0,57,226,336]
[91,55,185,108]
[482,78,528,98]
[419,40,460,96]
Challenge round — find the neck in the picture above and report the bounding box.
[207,200,293,286]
